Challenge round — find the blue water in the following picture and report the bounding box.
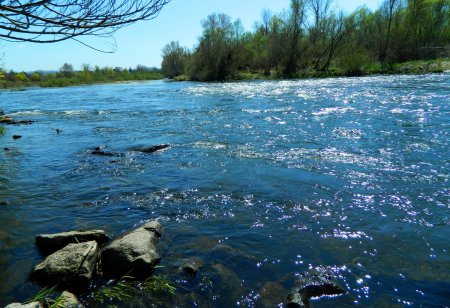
[0,75,449,306]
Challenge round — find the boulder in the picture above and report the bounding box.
[5,303,42,308]
[36,230,109,255]
[59,291,84,308]
[30,241,98,290]
[129,144,169,153]
[101,221,162,278]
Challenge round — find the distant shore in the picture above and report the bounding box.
[1,58,448,90]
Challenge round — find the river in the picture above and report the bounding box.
[0,74,449,306]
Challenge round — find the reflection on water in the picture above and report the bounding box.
[0,74,449,306]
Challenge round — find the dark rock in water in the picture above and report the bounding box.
[101,221,162,278]
[129,144,170,153]
[0,110,4,115]
[0,201,10,206]
[30,241,98,290]
[59,291,84,308]
[7,120,35,125]
[12,135,22,140]
[4,148,10,151]
[296,268,346,299]
[287,268,346,307]
[36,230,110,255]
[179,258,204,275]
[5,302,43,308]
[55,129,62,134]
[91,150,116,157]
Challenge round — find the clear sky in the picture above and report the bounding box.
[0,0,380,72]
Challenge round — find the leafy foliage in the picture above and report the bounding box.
[161,0,450,81]
[0,65,163,89]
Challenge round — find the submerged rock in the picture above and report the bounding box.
[30,241,98,290]
[5,302,43,308]
[129,144,170,153]
[7,120,35,125]
[259,282,287,307]
[179,258,204,276]
[91,150,117,157]
[12,135,22,140]
[287,268,346,307]
[36,230,109,255]
[101,221,162,278]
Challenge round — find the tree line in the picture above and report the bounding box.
[0,64,163,88]
[161,0,450,81]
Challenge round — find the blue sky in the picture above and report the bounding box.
[0,0,380,72]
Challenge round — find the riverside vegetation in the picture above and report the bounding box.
[0,64,163,89]
[161,0,450,81]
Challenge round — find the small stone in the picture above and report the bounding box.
[4,147,10,151]
[0,116,13,123]
[59,291,84,308]
[179,258,204,275]
[286,290,306,308]
[13,135,22,140]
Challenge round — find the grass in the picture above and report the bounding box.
[93,274,176,304]
[26,286,65,308]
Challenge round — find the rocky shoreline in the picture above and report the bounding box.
[5,220,346,307]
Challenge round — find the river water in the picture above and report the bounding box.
[0,74,449,306]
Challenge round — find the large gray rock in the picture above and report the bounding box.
[30,241,98,290]
[5,303,42,308]
[36,230,109,255]
[101,221,162,278]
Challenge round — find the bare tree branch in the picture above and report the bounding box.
[0,0,170,43]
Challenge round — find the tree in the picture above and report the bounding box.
[161,41,189,78]
[283,0,306,77]
[189,13,243,81]
[59,63,74,77]
[0,0,170,43]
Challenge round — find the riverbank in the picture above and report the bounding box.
[230,58,450,81]
[0,70,164,90]
[169,58,450,82]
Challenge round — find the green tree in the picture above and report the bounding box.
[161,41,189,78]
[189,13,243,81]
[59,63,74,78]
